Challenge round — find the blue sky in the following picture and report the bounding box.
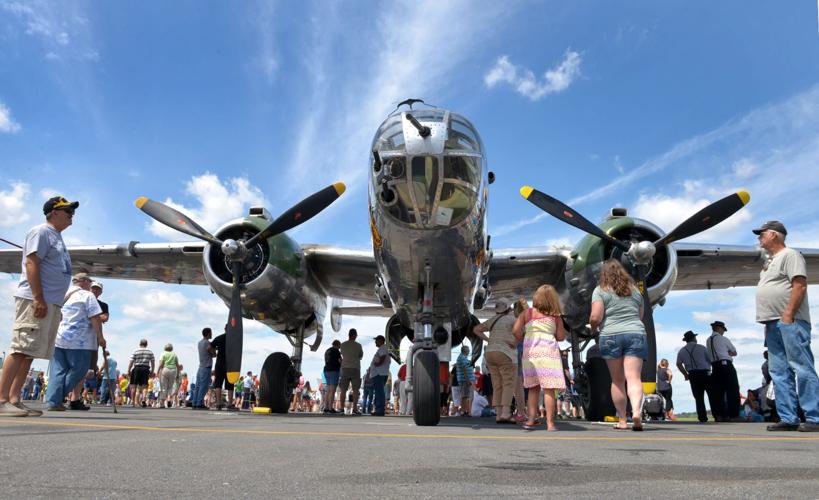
[1,1,819,412]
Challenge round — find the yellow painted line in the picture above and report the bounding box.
[1,419,818,442]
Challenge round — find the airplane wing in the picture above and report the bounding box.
[0,242,207,285]
[673,242,819,290]
[301,244,381,303]
[302,245,572,307]
[486,247,570,301]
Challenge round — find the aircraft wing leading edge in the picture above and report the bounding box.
[672,242,819,290]
[0,242,207,285]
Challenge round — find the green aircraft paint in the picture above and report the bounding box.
[570,217,635,273]
[242,217,303,279]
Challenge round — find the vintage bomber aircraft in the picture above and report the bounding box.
[2,99,819,425]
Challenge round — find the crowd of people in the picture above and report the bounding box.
[0,196,816,434]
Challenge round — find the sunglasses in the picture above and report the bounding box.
[56,207,75,215]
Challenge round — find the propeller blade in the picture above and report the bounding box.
[225,261,244,384]
[655,191,750,246]
[134,197,221,245]
[520,186,630,251]
[245,183,346,248]
[638,283,658,392]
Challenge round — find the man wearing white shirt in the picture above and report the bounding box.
[368,335,390,416]
[706,321,740,422]
[45,273,106,412]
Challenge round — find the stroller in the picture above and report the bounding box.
[641,393,666,421]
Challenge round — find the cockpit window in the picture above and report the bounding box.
[377,154,479,228]
[410,156,439,225]
[371,109,484,228]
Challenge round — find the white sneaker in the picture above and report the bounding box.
[0,401,29,416]
[13,402,43,417]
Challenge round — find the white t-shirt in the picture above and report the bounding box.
[369,344,391,377]
[756,247,811,323]
[471,392,490,417]
[54,286,103,350]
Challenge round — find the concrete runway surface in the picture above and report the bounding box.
[1,404,817,499]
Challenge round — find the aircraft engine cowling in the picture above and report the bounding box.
[562,216,678,330]
[202,217,324,335]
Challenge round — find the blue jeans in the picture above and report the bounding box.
[22,387,30,400]
[99,379,113,404]
[46,348,93,408]
[371,375,387,415]
[193,365,211,407]
[32,384,41,401]
[363,386,374,413]
[765,320,819,424]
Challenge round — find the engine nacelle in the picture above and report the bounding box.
[562,215,678,330]
[202,212,325,336]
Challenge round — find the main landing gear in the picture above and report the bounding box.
[259,325,308,413]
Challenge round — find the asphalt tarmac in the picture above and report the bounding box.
[1,404,817,499]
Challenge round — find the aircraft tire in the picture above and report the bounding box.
[259,352,295,414]
[412,350,440,426]
[583,357,616,422]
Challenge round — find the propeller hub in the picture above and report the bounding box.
[630,240,656,265]
[221,239,245,259]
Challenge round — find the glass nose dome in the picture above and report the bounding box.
[370,109,484,229]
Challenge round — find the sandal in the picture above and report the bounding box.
[632,416,644,431]
[612,423,629,430]
[522,422,538,431]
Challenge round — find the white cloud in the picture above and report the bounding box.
[0,182,30,227]
[2,1,97,63]
[484,50,582,101]
[731,158,758,179]
[248,2,279,84]
[0,101,22,133]
[121,289,192,322]
[146,173,268,241]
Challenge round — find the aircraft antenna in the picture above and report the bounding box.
[396,98,425,110]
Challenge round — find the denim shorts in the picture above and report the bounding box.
[324,371,339,385]
[599,333,647,359]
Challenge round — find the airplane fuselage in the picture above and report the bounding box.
[368,107,489,334]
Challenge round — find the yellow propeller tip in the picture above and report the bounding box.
[737,190,750,205]
[226,372,240,384]
[520,186,534,199]
[134,197,148,209]
[333,182,346,196]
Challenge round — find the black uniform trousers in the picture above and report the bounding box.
[709,360,740,419]
[688,370,711,423]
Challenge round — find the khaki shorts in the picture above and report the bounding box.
[338,368,361,393]
[10,297,62,359]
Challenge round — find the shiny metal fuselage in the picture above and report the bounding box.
[368,108,489,331]
[370,201,487,331]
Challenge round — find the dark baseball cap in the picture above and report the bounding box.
[752,220,787,236]
[43,196,79,215]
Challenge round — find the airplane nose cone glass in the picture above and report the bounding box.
[371,108,483,229]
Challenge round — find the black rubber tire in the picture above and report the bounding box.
[412,350,440,426]
[583,357,616,422]
[259,352,295,414]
